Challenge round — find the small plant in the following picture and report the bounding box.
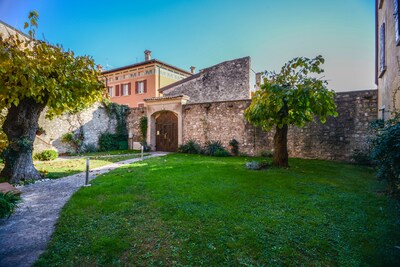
[61,131,85,153]
[33,150,58,161]
[179,140,202,154]
[229,139,239,156]
[245,161,270,170]
[204,140,226,156]
[0,191,21,219]
[82,143,98,153]
[214,149,230,157]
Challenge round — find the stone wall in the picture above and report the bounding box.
[126,107,147,143]
[181,90,378,161]
[33,103,117,154]
[161,57,251,103]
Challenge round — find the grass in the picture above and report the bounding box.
[0,153,146,181]
[67,149,140,157]
[35,154,400,266]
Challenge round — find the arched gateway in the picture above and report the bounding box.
[155,111,178,152]
[144,95,189,152]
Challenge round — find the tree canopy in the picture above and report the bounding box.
[0,11,104,118]
[245,56,337,167]
[0,11,105,183]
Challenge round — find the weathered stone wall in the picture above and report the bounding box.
[162,57,251,103]
[33,103,117,154]
[126,107,147,142]
[182,90,378,161]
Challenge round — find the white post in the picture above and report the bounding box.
[141,145,144,161]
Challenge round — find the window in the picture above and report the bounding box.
[395,0,400,45]
[108,86,113,97]
[379,22,386,76]
[138,103,145,108]
[136,80,147,94]
[121,83,131,96]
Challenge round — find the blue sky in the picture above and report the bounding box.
[0,0,375,91]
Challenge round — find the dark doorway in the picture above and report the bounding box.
[155,112,178,152]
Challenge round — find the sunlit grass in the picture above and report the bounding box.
[35,154,400,266]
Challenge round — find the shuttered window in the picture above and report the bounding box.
[135,80,147,94]
[115,84,120,96]
[395,0,400,44]
[122,84,129,96]
[379,22,386,75]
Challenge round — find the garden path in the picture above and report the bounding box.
[0,152,167,267]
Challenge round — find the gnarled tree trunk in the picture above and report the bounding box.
[273,124,289,167]
[1,97,47,183]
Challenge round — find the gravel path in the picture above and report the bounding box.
[0,153,167,267]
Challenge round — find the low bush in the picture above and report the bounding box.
[83,143,98,153]
[229,139,239,156]
[98,133,128,152]
[179,140,202,154]
[33,150,58,161]
[0,191,21,219]
[214,149,230,157]
[370,116,400,195]
[351,149,372,166]
[204,140,225,156]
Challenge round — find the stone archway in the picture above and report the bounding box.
[155,111,178,152]
[144,95,189,151]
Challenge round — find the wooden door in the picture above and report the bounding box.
[155,112,178,152]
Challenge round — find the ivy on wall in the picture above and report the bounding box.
[99,102,129,151]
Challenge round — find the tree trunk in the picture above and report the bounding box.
[273,124,289,168]
[1,98,47,183]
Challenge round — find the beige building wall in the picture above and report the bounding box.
[377,0,400,118]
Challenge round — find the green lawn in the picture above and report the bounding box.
[67,149,140,157]
[35,154,400,266]
[0,153,145,181]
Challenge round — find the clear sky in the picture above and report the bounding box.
[0,0,375,91]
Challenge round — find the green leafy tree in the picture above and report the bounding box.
[0,11,104,183]
[245,56,337,167]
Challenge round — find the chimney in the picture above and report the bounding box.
[97,64,103,72]
[190,66,196,74]
[255,72,262,86]
[144,50,151,61]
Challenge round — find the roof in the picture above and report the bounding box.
[0,20,30,39]
[101,59,192,76]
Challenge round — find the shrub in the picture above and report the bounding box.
[179,140,202,154]
[245,161,270,170]
[370,116,400,195]
[204,140,226,156]
[98,132,128,152]
[351,149,372,166]
[229,139,239,156]
[33,150,58,161]
[0,191,21,219]
[83,143,98,153]
[214,149,230,157]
